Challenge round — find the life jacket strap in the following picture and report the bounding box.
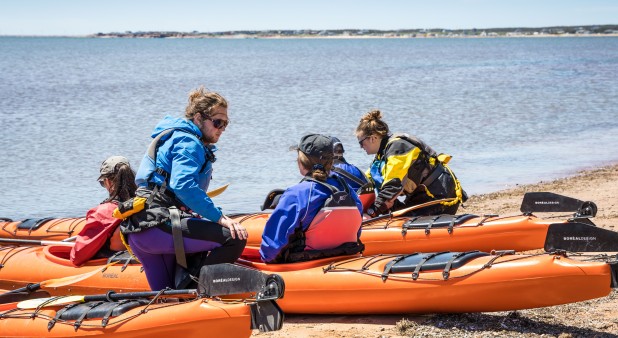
[331,167,368,188]
[170,207,187,269]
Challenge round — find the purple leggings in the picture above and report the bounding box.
[128,219,246,290]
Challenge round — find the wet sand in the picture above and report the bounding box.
[254,164,618,338]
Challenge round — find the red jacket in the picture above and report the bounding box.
[70,202,122,266]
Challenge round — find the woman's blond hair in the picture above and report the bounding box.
[355,109,390,138]
[298,151,333,182]
[185,86,228,119]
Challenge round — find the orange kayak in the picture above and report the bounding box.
[1,192,602,254]
[238,252,615,314]
[0,217,85,241]
[0,295,270,338]
[236,212,610,255]
[0,245,614,314]
[0,213,602,255]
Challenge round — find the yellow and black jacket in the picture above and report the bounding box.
[366,134,465,216]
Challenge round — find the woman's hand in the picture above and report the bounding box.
[219,215,248,240]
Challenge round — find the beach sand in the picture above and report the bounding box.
[254,164,618,338]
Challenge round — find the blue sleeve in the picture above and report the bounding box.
[259,188,307,263]
[167,135,222,222]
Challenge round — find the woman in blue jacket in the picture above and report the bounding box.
[260,134,364,264]
[122,87,247,290]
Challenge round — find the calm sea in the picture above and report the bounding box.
[1,37,617,219]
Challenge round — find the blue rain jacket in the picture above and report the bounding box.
[260,175,363,263]
[135,116,222,222]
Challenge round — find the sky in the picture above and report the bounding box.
[1,0,616,36]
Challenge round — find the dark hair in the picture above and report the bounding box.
[356,109,390,138]
[298,151,332,182]
[103,163,137,203]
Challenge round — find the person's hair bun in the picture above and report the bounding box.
[362,109,382,123]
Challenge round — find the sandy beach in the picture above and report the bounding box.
[254,163,618,338]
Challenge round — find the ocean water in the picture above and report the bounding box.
[1,36,617,219]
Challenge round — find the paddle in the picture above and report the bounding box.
[362,198,458,225]
[17,262,286,309]
[17,289,198,309]
[207,183,229,198]
[0,261,117,304]
[0,238,75,247]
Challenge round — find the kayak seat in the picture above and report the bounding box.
[52,299,150,329]
[402,214,478,235]
[16,217,55,231]
[382,251,489,280]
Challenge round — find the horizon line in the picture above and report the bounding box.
[2,24,617,37]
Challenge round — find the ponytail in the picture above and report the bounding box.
[298,152,332,182]
[105,164,137,203]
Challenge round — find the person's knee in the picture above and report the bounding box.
[229,237,247,250]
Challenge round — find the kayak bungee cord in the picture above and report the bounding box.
[0,245,32,267]
[0,290,197,330]
[236,213,263,224]
[322,250,560,282]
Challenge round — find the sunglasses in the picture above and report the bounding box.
[98,178,106,188]
[204,116,230,130]
[358,135,369,147]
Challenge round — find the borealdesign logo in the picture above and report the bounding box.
[212,277,241,283]
[535,201,560,205]
[563,236,596,241]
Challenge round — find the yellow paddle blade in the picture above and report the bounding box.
[207,183,229,198]
[40,261,117,288]
[18,295,85,309]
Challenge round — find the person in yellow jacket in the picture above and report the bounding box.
[356,109,466,217]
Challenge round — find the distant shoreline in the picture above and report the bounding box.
[3,33,618,39]
[3,24,617,39]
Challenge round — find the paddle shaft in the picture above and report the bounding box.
[0,283,41,296]
[0,238,74,246]
[83,289,198,302]
[0,261,118,304]
[362,198,458,225]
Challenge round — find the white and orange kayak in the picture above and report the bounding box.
[0,244,615,314]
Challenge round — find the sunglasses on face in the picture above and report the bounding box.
[358,135,369,147]
[98,178,105,187]
[204,116,230,130]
